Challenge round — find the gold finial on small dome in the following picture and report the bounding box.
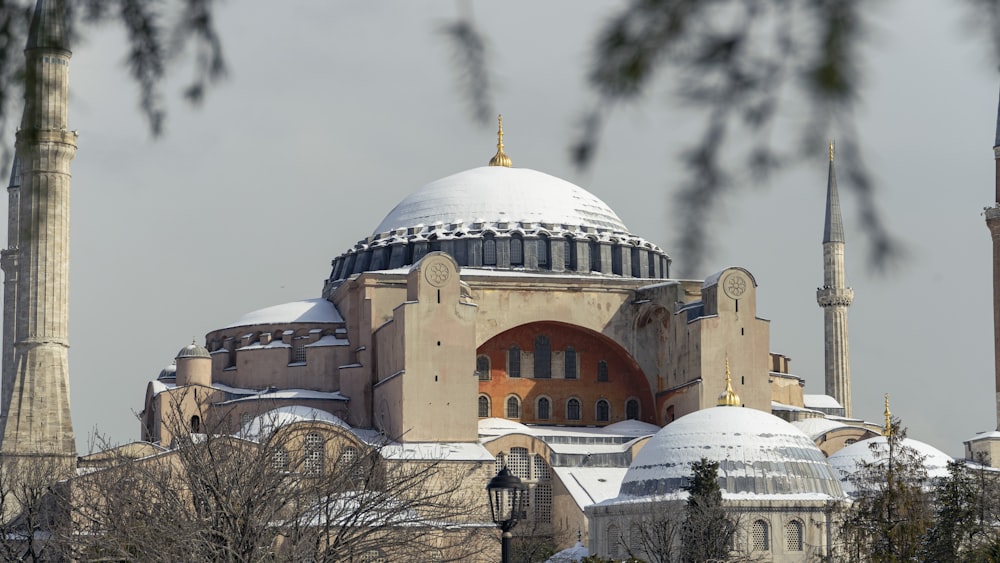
[488,114,512,168]
[882,393,892,437]
[829,139,835,162]
[717,356,741,407]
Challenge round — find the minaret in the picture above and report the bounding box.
[1,157,21,420]
[816,142,854,417]
[0,0,77,468]
[987,89,1000,431]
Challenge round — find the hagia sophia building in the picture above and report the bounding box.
[5,1,1000,561]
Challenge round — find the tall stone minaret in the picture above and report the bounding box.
[816,142,854,418]
[0,0,77,467]
[987,90,1000,432]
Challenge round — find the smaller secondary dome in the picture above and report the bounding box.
[157,362,177,380]
[224,298,343,329]
[176,342,210,360]
[620,407,845,498]
[828,436,953,493]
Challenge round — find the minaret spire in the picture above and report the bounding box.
[0,0,77,470]
[817,141,854,417]
[987,85,1000,432]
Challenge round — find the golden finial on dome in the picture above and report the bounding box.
[488,114,512,168]
[717,356,741,407]
[882,393,892,437]
[829,139,835,162]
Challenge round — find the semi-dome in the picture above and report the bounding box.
[326,166,671,287]
[620,407,845,498]
[374,167,628,234]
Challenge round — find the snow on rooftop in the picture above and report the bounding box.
[620,406,845,499]
[827,435,954,492]
[305,335,350,347]
[223,298,343,329]
[791,416,854,439]
[804,394,843,410]
[241,405,351,438]
[373,167,629,236]
[966,430,1000,442]
[478,418,657,442]
[553,467,629,510]
[546,541,589,563]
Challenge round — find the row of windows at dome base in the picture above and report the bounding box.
[476,345,611,381]
[479,395,640,422]
[605,518,805,560]
[328,234,671,281]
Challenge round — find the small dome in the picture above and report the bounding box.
[620,407,845,498]
[176,342,210,359]
[157,362,177,380]
[828,436,953,493]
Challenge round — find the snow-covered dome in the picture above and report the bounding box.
[827,436,953,491]
[241,405,350,439]
[374,167,628,234]
[176,342,210,359]
[223,298,343,329]
[620,407,845,498]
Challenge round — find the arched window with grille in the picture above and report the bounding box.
[751,519,770,552]
[271,448,290,472]
[534,335,551,378]
[339,446,366,481]
[567,398,581,421]
[476,355,491,380]
[483,236,497,266]
[596,399,610,422]
[537,397,551,420]
[510,235,523,265]
[478,395,490,418]
[304,432,325,476]
[607,525,621,559]
[506,395,521,419]
[629,523,644,558]
[597,360,609,382]
[508,447,530,480]
[564,347,577,379]
[784,520,803,551]
[626,398,640,420]
[508,346,521,378]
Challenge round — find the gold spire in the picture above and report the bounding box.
[882,393,892,437]
[717,356,741,407]
[488,114,512,168]
[829,139,835,162]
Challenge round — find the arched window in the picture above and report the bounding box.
[478,395,491,418]
[534,335,551,378]
[607,525,621,559]
[567,398,581,421]
[611,244,623,275]
[190,415,201,433]
[506,396,521,419]
[537,397,551,420]
[589,240,600,271]
[752,519,770,552]
[271,447,290,472]
[508,346,521,378]
[564,347,577,379]
[476,355,491,380]
[564,238,576,270]
[339,446,366,481]
[631,247,642,277]
[361,549,386,563]
[596,399,610,422]
[508,447,529,479]
[510,235,523,265]
[304,432,325,476]
[537,236,549,268]
[784,520,803,551]
[626,398,640,420]
[629,523,644,557]
[483,236,497,266]
[597,360,609,382]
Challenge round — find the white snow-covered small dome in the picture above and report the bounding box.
[620,407,845,498]
[176,342,210,359]
[241,406,350,439]
[374,167,628,235]
[827,436,953,490]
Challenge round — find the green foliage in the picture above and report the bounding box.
[680,458,734,563]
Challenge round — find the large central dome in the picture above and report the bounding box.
[373,167,629,234]
[324,165,671,288]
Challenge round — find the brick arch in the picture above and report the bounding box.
[478,321,655,426]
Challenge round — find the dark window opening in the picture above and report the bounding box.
[534,335,551,378]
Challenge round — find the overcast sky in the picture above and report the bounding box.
[35,1,997,456]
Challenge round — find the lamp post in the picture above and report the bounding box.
[486,466,526,563]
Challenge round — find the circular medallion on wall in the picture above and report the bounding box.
[722,272,748,299]
[425,261,452,287]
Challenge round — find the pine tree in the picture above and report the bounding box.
[680,458,735,563]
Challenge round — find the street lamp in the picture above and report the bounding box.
[486,466,526,563]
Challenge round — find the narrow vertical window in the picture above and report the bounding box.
[537,397,551,420]
[564,347,577,379]
[476,355,491,380]
[784,520,803,551]
[752,519,770,552]
[567,398,581,421]
[537,236,549,268]
[564,238,576,270]
[596,399,610,422]
[534,335,551,378]
[190,415,201,433]
[626,399,640,420]
[271,448,290,472]
[597,360,609,382]
[510,235,523,265]
[508,346,521,378]
[304,432,325,476]
[478,395,490,417]
[611,245,623,275]
[506,396,521,419]
[590,241,600,271]
[483,237,497,266]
